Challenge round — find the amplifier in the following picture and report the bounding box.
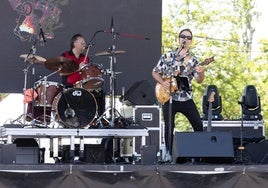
[133,105,162,154]
[203,120,265,142]
[0,144,16,164]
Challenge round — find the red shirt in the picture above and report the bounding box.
[61,50,89,85]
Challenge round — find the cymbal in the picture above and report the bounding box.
[20,54,46,64]
[44,57,79,75]
[95,50,125,56]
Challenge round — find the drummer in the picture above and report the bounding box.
[60,33,105,122]
[61,33,89,88]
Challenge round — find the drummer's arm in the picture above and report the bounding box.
[79,56,89,69]
[79,62,86,69]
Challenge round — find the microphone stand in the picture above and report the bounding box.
[26,38,38,126]
[100,17,117,127]
[20,63,32,125]
[109,27,117,127]
[99,18,149,128]
[167,47,184,158]
[237,100,246,163]
[27,28,47,126]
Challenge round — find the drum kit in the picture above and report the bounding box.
[21,48,125,129]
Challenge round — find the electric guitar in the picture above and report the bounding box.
[206,91,215,132]
[155,56,215,104]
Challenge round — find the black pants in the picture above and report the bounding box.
[162,99,203,153]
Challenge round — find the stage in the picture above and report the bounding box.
[0,163,268,188]
[0,122,268,188]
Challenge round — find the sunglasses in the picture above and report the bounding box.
[179,34,192,40]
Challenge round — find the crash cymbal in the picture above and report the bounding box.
[95,50,125,56]
[44,57,79,75]
[20,54,46,64]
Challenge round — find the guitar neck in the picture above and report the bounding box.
[199,56,214,66]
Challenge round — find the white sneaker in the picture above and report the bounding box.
[164,151,171,162]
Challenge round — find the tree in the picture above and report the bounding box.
[162,0,268,136]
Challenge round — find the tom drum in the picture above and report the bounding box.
[35,81,63,107]
[80,64,104,90]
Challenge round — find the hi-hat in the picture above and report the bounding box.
[95,50,125,56]
[44,57,79,75]
[20,54,46,64]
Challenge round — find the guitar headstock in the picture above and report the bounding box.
[200,56,215,66]
[208,91,215,103]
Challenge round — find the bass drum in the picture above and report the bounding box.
[52,88,97,128]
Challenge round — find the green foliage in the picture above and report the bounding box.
[0,93,8,102]
[162,0,268,137]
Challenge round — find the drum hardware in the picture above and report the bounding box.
[95,50,125,57]
[27,60,67,127]
[62,91,76,119]
[20,54,46,64]
[34,56,79,127]
[19,37,46,124]
[94,18,126,127]
[102,69,122,76]
[44,56,79,76]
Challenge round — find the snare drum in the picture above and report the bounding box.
[35,81,63,107]
[80,64,104,90]
[52,88,97,128]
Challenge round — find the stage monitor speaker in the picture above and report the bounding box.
[141,145,157,165]
[172,132,234,163]
[123,80,156,105]
[245,140,268,164]
[0,144,16,164]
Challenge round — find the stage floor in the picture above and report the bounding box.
[0,163,268,188]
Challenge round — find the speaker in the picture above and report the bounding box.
[0,144,16,164]
[245,140,268,164]
[141,145,157,165]
[123,80,156,105]
[172,132,234,163]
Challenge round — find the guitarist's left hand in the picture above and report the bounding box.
[195,65,205,83]
[195,65,204,73]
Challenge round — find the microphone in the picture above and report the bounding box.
[39,24,46,43]
[64,107,75,118]
[181,40,186,48]
[85,43,94,49]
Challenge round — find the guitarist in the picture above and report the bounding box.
[152,28,205,158]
